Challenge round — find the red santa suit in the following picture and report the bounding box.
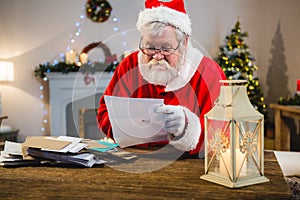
[97,42,226,155]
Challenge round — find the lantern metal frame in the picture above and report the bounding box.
[200,80,269,188]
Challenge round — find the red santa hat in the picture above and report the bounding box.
[136,0,192,36]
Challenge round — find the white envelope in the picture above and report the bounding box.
[104,95,168,147]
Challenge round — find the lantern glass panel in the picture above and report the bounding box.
[206,118,231,179]
[206,117,263,180]
[234,118,263,178]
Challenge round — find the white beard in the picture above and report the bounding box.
[138,54,183,86]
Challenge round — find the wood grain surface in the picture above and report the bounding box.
[0,151,292,200]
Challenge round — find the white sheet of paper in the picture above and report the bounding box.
[0,141,23,162]
[3,141,23,156]
[274,151,300,176]
[104,95,167,148]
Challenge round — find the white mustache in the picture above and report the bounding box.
[149,59,166,65]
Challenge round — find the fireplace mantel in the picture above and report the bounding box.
[46,72,113,136]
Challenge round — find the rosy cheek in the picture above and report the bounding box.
[143,55,152,63]
[165,57,175,67]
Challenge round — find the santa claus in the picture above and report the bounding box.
[97,0,226,157]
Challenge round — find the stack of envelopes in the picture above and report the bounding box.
[22,136,107,167]
[1,136,137,167]
[0,141,40,167]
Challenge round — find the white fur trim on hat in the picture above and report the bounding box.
[136,6,192,35]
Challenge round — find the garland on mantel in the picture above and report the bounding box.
[34,61,118,79]
[34,41,118,78]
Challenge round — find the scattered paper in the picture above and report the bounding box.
[1,141,38,166]
[69,143,87,153]
[22,136,71,151]
[81,139,110,149]
[274,151,300,176]
[45,136,84,153]
[3,141,23,156]
[0,138,108,167]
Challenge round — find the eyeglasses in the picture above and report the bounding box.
[139,38,181,56]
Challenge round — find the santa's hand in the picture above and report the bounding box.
[154,105,186,137]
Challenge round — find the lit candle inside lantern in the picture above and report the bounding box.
[80,53,88,64]
[66,50,76,64]
[220,149,246,177]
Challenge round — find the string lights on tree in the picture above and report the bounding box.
[215,18,268,120]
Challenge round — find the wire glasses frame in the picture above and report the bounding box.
[139,38,182,57]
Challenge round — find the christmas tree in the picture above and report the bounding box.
[216,19,268,119]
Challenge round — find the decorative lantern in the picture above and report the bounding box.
[200,80,269,188]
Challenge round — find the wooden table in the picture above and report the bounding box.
[270,103,300,150]
[0,151,291,199]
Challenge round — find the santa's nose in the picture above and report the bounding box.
[152,52,165,60]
